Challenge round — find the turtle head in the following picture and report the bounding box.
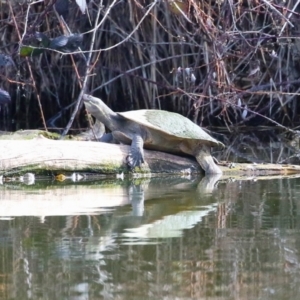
[83,94,102,112]
[83,94,118,129]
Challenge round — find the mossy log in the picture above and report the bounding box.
[1,138,300,176]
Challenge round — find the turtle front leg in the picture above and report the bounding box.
[127,134,145,168]
[112,131,145,169]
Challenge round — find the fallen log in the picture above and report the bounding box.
[1,138,300,176]
[0,139,201,175]
[0,139,294,175]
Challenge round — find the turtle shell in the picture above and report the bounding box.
[118,110,223,147]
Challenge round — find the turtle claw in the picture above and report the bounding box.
[127,134,145,169]
[126,152,144,169]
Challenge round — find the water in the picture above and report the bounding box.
[1,175,300,299]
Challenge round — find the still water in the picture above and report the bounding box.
[1,175,300,299]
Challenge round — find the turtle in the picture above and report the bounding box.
[83,94,224,174]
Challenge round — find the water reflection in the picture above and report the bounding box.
[1,176,300,299]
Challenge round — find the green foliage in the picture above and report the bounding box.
[19,45,45,57]
[20,32,83,56]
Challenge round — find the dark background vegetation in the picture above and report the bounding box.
[1,0,300,133]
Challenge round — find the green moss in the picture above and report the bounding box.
[0,130,61,140]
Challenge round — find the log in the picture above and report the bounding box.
[1,139,300,176]
[0,139,201,175]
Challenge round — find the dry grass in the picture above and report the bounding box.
[1,0,300,132]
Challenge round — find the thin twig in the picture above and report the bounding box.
[9,0,47,131]
[60,1,104,137]
[261,0,294,28]
[279,0,300,36]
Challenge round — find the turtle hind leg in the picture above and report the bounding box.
[100,132,119,143]
[195,146,223,175]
